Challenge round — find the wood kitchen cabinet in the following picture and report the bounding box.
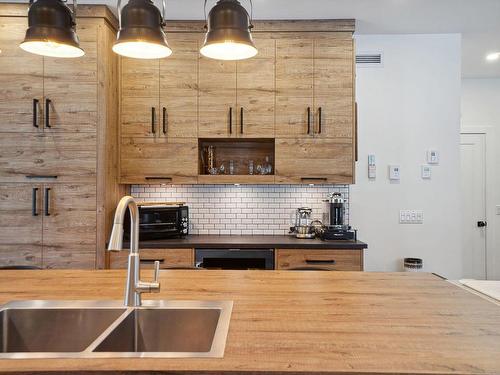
[276,249,363,271]
[0,4,122,269]
[109,248,194,269]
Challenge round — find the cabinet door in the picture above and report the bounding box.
[198,58,237,137]
[42,183,97,269]
[0,184,43,267]
[275,138,353,184]
[121,58,160,137]
[236,35,275,138]
[159,33,199,138]
[43,22,98,133]
[0,18,44,133]
[276,249,363,271]
[0,133,97,183]
[275,38,314,138]
[120,137,198,184]
[313,37,354,138]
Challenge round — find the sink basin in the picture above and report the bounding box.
[0,300,232,358]
[94,308,220,353]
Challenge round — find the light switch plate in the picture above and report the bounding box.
[399,210,424,224]
[389,165,400,180]
[368,154,376,179]
[427,150,439,164]
[421,165,431,179]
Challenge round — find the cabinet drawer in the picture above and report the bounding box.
[276,249,363,271]
[109,248,194,269]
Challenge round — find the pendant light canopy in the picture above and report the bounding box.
[200,0,257,61]
[20,0,84,58]
[113,0,172,59]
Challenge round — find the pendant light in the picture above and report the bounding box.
[20,0,84,58]
[113,0,172,59]
[200,0,257,61]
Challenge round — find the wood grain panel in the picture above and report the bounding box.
[276,249,363,271]
[0,183,42,267]
[42,183,97,269]
[275,138,353,184]
[198,58,237,137]
[236,35,275,138]
[0,133,97,183]
[160,33,199,138]
[0,18,44,133]
[120,137,198,184]
[110,248,194,269]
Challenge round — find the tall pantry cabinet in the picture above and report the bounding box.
[0,4,123,269]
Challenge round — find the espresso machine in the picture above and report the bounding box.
[319,192,357,241]
[290,207,316,239]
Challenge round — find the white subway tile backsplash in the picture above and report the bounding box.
[130,184,349,235]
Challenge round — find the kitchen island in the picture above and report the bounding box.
[0,270,499,374]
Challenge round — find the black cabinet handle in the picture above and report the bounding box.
[145,176,172,181]
[162,107,167,134]
[229,107,233,134]
[25,175,58,180]
[44,187,51,216]
[355,102,358,162]
[45,99,51,128]
[306,259,336,265]
[151,107,156,134]
[32,188,39,216]
[307,107,311,135]
[318,107,322,134]
[33,99,39,128]
[240,107,244,134]
[300,177,328,182]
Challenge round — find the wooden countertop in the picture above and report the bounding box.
[135,235,368,249]
[0,270,499,374]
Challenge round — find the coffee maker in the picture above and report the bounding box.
[320,193,357,241]
[290,207,315,239]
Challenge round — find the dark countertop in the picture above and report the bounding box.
[136,235,367,250]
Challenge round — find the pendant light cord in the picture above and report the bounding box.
[203,0,253,29]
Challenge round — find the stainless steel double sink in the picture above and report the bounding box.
[0,300,232,358]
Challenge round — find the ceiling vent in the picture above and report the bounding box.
[356,52,383,67]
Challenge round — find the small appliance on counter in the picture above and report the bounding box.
[290,207,316,239]
[124,202,189,240]
[318,192,358,241]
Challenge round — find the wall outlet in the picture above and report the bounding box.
[389,165,400,180]
[421,165,431,179]
[427,150,439,164]
[399,210,424,224]
[368,154,376,179]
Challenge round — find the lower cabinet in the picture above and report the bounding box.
[109,248,194,269]
[276,249,363,271]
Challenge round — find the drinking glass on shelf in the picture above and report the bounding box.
[229,160,235,175]
[248,160,254,175]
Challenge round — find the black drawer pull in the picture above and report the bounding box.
[151,107,156,134]
[300,177,328,181]
[145,176,172,181]
[162,107,167,134]
[307,107,311,135]
[141,259,165,264]
[305,259,336,265]
[45,99,51,128]
[240,107,244,134]
[44,187,51,216]
[229,107,233,134]
[26,175,58,180]
[33,99,39,128]
[318,107,322,134]
[32,188,39,216]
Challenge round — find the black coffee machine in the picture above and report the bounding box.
[319,192,357,241]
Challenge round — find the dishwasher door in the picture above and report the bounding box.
[195,249,275,270]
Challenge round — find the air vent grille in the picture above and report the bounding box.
[356,53,383,67]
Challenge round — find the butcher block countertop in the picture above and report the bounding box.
[0,270,499,374]
[136,235,368,249]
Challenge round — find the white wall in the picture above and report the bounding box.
[461,78,500,280]
[350,34,462,279]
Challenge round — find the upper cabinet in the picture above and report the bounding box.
[119,20,355,185]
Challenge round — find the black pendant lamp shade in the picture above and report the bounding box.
[20,0,84,58]
[201,0,257,60]
[113,0,172,59]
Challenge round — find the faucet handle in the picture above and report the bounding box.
[153,260,160,283]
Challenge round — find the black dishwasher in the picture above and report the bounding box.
[195,248,275,270]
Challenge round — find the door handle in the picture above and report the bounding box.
[318,107,322,134]
[45,99,51,128]
[240,107,244,134]
[307,107,311,135]
[32,188,39,216]
[162,107,167,134]
[151,107,156,134]
[477,221,487,228]
[33,99,39,128]
[44,187,51,216]
[229,107,233,134]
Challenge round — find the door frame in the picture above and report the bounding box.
[460,127,496,279]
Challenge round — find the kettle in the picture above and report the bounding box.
[290,207,315,239]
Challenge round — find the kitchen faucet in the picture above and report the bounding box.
[108,196,160,307]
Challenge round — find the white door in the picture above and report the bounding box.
[460,133,487,279]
